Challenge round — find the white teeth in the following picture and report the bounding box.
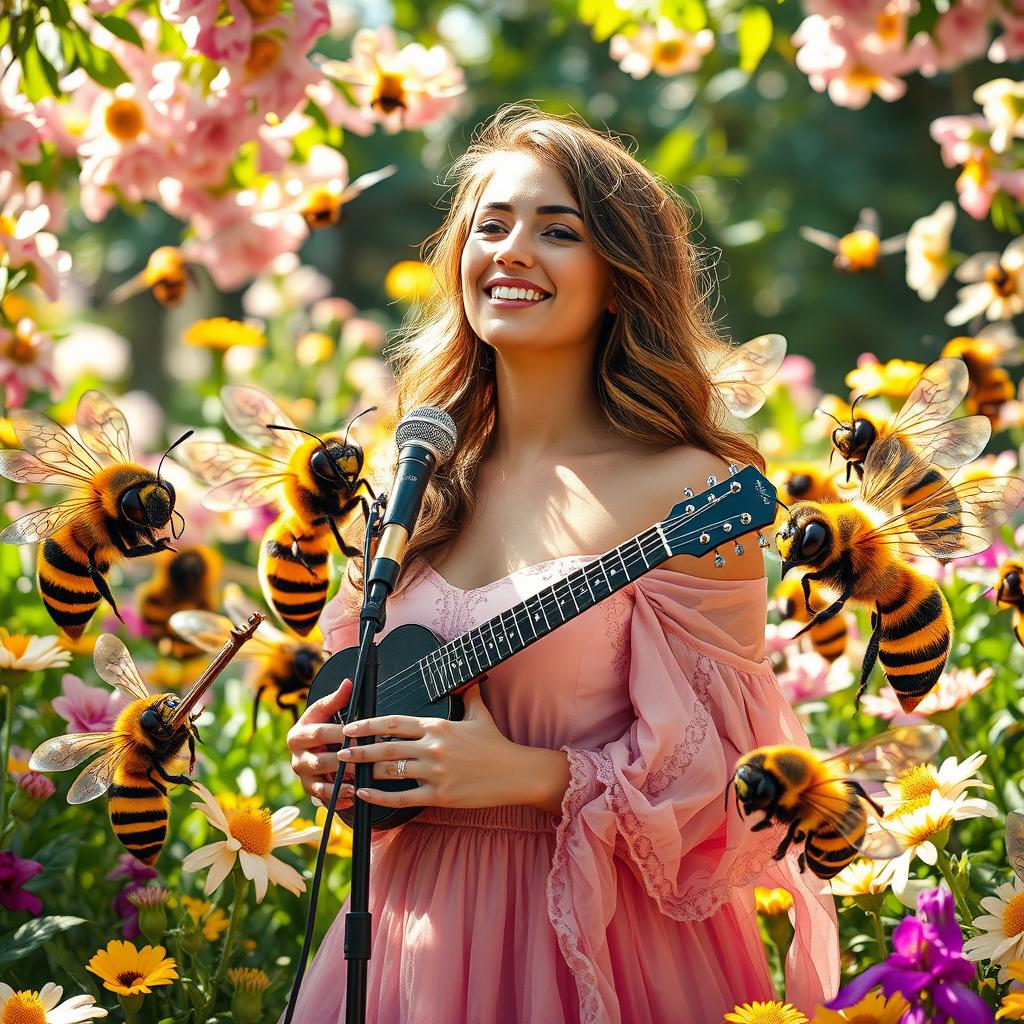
[490,285,547,301]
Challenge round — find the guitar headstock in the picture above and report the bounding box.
[660,465,778,564]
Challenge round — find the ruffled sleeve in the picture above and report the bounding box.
[545,571,839,1020]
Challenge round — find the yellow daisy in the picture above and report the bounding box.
[999,993,1024,1020]
[182,318,266,351]
[724,1000,808,1024]
[0,982,107,1022]
[879,752,994,816]
[294,805,354,858]
[86,940,177,996]
[754,887,793,916]
[181,782,320,902]
[845,357,926,399]
[180,896,230,941]
[811,990,908,1023]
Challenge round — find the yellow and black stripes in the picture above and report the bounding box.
[108,776,169,866]
[260,523,331,635]
[38,536,102,639]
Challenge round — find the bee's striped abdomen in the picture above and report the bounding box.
[260,523,330,636]
[108,770,168,866]
[38,537,102,639]
[808,616,847,661]
[804,823,861,878]
[877,579,950,713]
[900,468,962,556]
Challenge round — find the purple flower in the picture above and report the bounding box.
[106,854,159,939]
[0,850,43,915]
[52,673,130,733]
[826,887,993,1024]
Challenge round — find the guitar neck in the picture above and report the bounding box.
[398,526,669,703]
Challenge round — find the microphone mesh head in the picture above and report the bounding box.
[395,407,458,465]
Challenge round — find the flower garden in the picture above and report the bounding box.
[2,0,1024,1022]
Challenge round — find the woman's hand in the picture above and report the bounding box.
[286,678,357,811]
[340,685,570,813]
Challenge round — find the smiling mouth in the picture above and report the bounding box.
[484,286,552,304]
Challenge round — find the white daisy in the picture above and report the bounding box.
[973,78,1024,154]
[905,200,956,301]
[181,782,321,903]
[0,982,107,1022]
[878,751,995,816]
[0,629,73,672]
[830,857,896,897]
[965,875,1024,981]
[945,236,1024,326]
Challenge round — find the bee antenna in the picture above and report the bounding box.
[850,392,872,418]
[342,406,377,448]
[814,407,844,428]
[158,430,194,480]
[171,508,186,540]
[266,423,327,449]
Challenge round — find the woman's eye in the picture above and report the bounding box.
[546,228,578,241]
[476,222,505,234]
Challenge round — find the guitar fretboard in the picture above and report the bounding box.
[379,525,670,705]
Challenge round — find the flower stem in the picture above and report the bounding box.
[868,908,887,958]
[0,684,13,845]
[201,866,249,1021]
[935,847,973,929]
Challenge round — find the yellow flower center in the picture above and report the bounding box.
[246,35,281,76]
[2,992,46,1024]
[874,11,902,40]
[228,806,273,855]
[1004,892,1024,937]
[958,156,990,189]
[655,39,686,63]
[848,65,882,90]
[4,323,40,365]
[0,635,30,660]
[987,262,1018,297]
[0,213,16,237]
[894,764,938,812]
[373,72,408,114]
[737,1004,802,1024]
[240,0,281,15]
[104,98,145,141]
[838,229,881,269]
[116,971,144,988]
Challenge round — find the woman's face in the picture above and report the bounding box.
[461,151,615,356]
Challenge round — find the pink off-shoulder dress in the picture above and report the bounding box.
[289,556,839,1024]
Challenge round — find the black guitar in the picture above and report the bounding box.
[306,465,779,829]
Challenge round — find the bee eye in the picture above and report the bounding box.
[121,489,147,523]
[852,418,876,446]
[140,707,162,733]
[311,448,338,481]
[799,521,829,560]
[162,480,176,506]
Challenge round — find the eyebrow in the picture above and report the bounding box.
[480,202,583,220]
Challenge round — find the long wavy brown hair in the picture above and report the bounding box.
[350,101,764,594]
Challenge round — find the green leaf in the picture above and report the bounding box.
[0,917,87,965]
[591,4,633,42]
[20,42,60,100]
[737,5,773,75]
[44,941,101,1000]
[70,28,129,89]
[650,121,702,180]
[95,14,144,48]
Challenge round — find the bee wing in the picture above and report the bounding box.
[854,208,881,235]
[799,778,900,858]
[879,233,908,255]
[9,408,102,480]
[709,335,788,419]
[222,583,296,649]
[167,610,238,654]
[175,440,288,487]
[109,272,148,304]
[0,497,99,544]
[1007,811,1024,884]
[66,740,135,804]
[821,724,946,779]
[30,730,121,773]
[335,164,397,204]
[856,814,906,860]
[93,634,151,702]
[863,474,1024,560]
[799,226,840,253]
[887,358,970,435]
[0,449,96,489]
[221,386,299,460]
[204,474,289,511]
[75,390,133,465]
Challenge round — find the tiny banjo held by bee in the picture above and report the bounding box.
[306,465,779,831]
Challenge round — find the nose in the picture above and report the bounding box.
[493,225,533,269]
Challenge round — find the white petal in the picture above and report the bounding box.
[270,806,300,831]
[49,994,108,1023]
[203,846,237,896]
[265,854,307,896]
[181,841,226,873]
[238,850,269,903]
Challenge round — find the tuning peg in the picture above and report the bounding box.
[684,487,693,498]
[713,548,725,568]
[707,475,717,486]
[733,541,745,556]
[728,463,739,475]
[757,530,768,549]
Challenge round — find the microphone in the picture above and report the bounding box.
[364,406,457,610]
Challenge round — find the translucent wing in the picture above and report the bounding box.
[223,583,306,648]
[878,234,908,255]
[822,725,946,780]
[109,271,149,304]
[204,474,289,512]
[903,417,991,470]
[76,390,133,465]
[221,386,299,460]
[885,359,969,434]
[93,634,151,702]
[856,817,907,860]
[712,334,788,386]
[0,497,98,544]
[862,475,1024,560]
[29,731,121,773]
[10,408,101,480]
[169,609,279,659]
[858,435,943,511]
[1007,811,1024,884]
[799,226,840,252]
[0,449,96,489]
[175,440,288,486]
[800,780,903,860]
[336,165,397,204]
[67,741,135,804]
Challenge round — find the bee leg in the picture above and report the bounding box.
[773,817,802,860]
[856,608,883,709]
[359,480,377,501]
[848,780,884,816]
[795,578,853,637]
[326,516,361,559]
[751,816,774,832]
[289,537,320,580]
[251,687,266,739]
[154,762,191,788]
[797,851,807,873]
[87,547,124,621]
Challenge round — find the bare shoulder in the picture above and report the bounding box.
[639,445,766,581]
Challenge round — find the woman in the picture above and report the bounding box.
[286,102,838,1023]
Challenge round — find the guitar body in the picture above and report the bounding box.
[306,623,465,831]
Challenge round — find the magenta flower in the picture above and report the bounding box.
[106,854,159,939]
[52,673,130,733]
[0,851,43,915]
[826,887,992,1023]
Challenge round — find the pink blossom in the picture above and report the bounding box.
[106,854,159,939]
[804,0,889,29]
[169,0,256,64]
[305,78,377,138]
[0,172,71,300]
[0,64,44,174]
[771,354,821,410]
[609,18,716,78]
[929,0,995,72]
[33,70,103,158]
[990,2,1024,62]
[777,651,855,705]
[0,319,60,409]
[861,667,994,719]
[17,771,55,801]
[311,296,357,331]
[52,672,131,733]
[165,90,260,189]
[320,26,466,135]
